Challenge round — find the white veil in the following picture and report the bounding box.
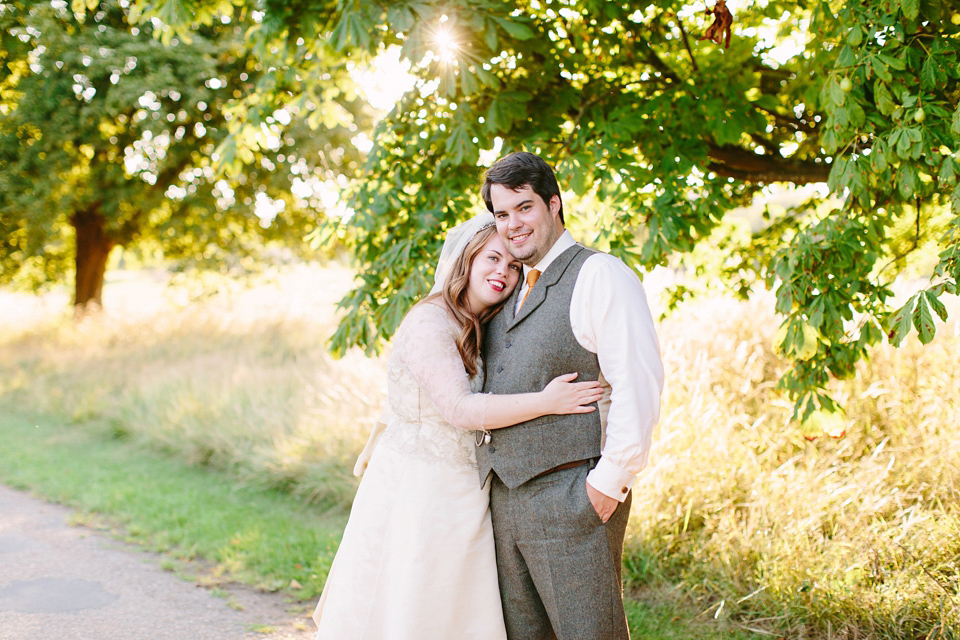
[429,211,495,296]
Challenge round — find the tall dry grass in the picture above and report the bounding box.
[0,265,385,510]
[1,267,958,637]
[630,293,960,638]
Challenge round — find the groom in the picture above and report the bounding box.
[477,152,664,640]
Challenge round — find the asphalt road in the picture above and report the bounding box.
[0,484,317,640]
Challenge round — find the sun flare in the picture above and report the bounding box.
[432,26,459,62]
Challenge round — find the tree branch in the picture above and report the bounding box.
[755,104,817,133]
[707,144,829,184]
[625,30,682,83]
[561,92,604,156]
[748,132,779,155]
[676,18,699,73]
[876,196,924,279]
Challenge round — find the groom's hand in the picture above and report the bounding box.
[586,480,619,523]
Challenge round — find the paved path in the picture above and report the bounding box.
[0,484,316,640]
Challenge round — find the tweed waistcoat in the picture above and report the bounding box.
[477,244,601,489]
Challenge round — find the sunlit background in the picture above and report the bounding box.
[3,1,959,637]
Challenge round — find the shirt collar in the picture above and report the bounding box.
[525,230,575,278]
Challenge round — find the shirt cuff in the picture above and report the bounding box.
[586,457,636,502]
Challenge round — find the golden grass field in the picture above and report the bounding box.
[1,265,958,638]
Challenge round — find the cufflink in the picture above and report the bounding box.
[621,487,629,494]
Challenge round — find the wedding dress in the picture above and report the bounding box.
[313,301,507,640]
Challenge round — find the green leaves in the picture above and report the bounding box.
[920,55,943,91]
[869,55,893,83]
[900,0,920,21]
[827,156,851,192]
[443,121,475,166]
[888,290,948,346]
[71,0,100,14]
[880,54,906,72]
[490,16,534,40]
[926,289,949,323]
[939,156,956,187]
[890,127,923,160]
[874,81,895,116]
[888,296,916,344]
[835,46,856,69]
[484,91,531,133]
[897,163,917,199]
[912,294,935,344]
[152,0,194,31]
[823,75,847,108]
[330,6,371,52]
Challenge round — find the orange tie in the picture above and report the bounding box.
[518,269,541,311]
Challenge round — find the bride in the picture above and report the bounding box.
[312,213,602,639]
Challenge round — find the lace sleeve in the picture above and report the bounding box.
[393,303,490,430]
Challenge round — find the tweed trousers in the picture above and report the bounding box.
[489,461,632,640]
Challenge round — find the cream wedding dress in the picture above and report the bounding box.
[313,302,507,640]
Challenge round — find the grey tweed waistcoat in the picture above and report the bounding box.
[477,244,601,489]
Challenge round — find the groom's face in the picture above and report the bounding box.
[489,184,563,266]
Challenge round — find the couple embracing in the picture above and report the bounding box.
[313,152,664,640]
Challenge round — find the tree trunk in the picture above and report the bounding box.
[72,207,114,314]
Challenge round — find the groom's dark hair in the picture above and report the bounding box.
[481,152,564,224]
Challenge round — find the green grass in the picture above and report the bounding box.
[0,408,345,600]
[0,406,758,638]
[625,597,756,639]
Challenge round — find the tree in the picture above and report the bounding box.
[130,0,959,419]
[0,0,369,311]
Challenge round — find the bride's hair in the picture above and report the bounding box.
[428,224,510,377]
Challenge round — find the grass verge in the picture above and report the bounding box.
[0,407,754,639]
[0,408,345,600]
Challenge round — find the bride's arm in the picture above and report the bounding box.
[470,372,603,430]
[352,404,390,476]
[398,305,601,431]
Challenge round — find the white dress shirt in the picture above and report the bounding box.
[514,231,664,502]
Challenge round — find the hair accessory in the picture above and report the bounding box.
[429,212,496,296]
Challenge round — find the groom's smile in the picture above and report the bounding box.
[508,230,532,246]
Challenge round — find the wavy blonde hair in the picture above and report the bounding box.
[425,224,512,377]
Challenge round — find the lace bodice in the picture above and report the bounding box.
[377,302,490,469]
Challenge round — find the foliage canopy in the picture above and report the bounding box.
[0,0,368,308]
[31,0,960,417]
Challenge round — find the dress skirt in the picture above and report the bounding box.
[313,436,507,640]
